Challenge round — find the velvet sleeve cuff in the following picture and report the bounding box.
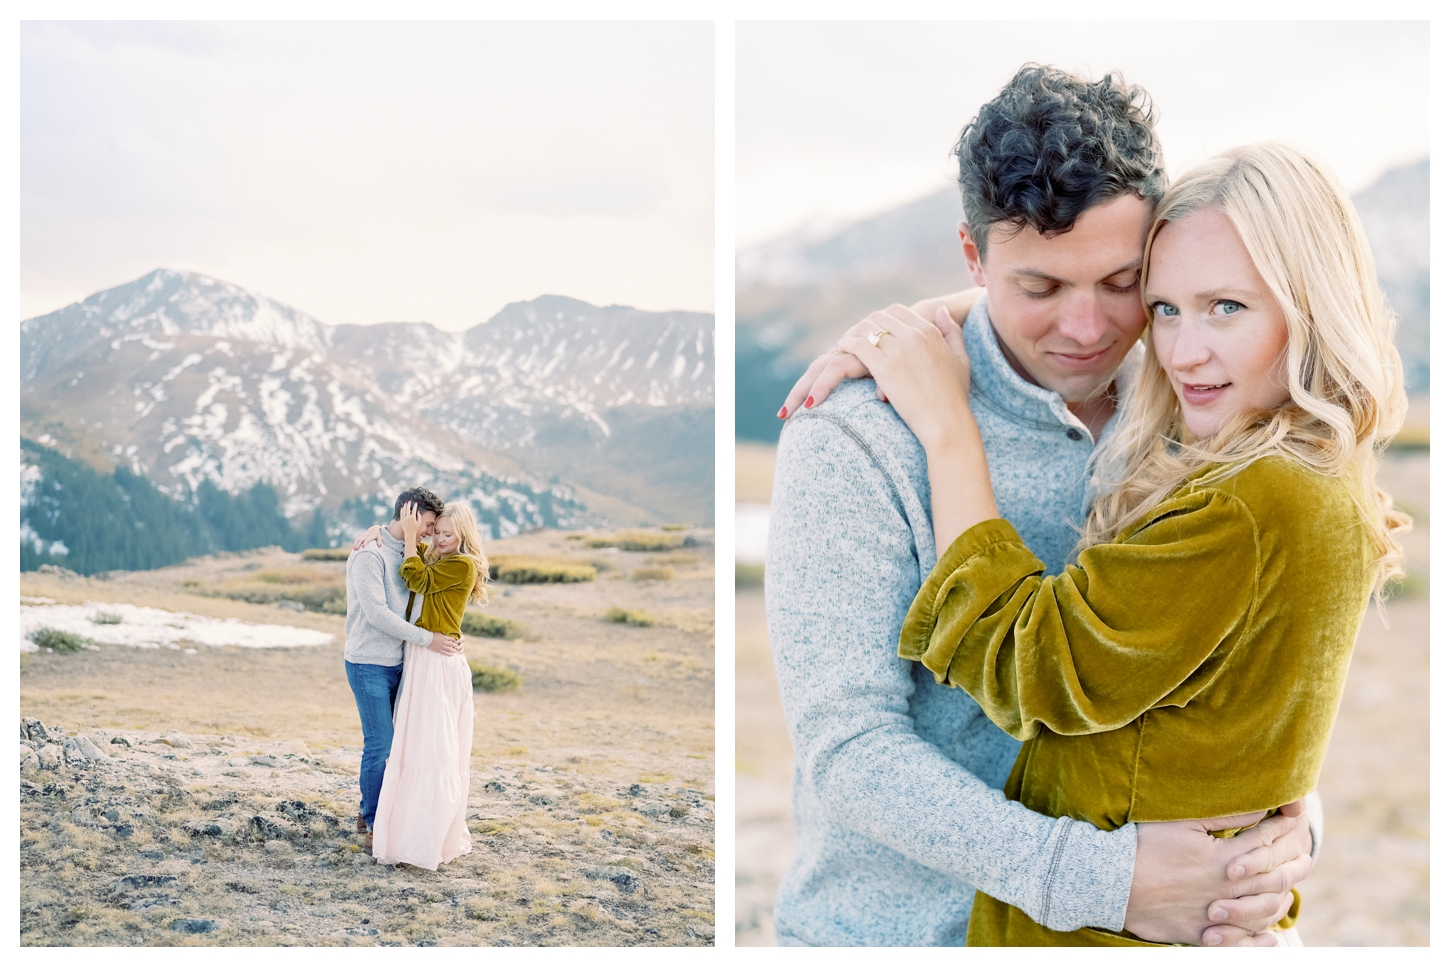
[898,517,1044,682]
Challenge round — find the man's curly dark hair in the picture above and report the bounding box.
[956,64,1165,255]
[393,486,445,520]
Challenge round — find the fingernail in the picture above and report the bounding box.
[1210,907,1227,922]
[1205,934,1222,946]
[1230,864,1245,879]
[804,396,814,408]
[777,406,788,419]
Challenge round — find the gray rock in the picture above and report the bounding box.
[585,867,640,894]
[62,744,89,768]
[483,780,507,793]
[276,800,336,826]
[162,734,193,749]
[35,745,61,770]
[249,814,302,840]
[20,745,39,774]
[276,600,305,612]
[637,802,669,818]
[171,918,220,934]
[114,874,179,892]
[76,736,109,760]
[183,818,238,838]
[111,735,132,747]
[251,754,281,768]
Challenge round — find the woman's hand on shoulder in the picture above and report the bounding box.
[830,305,974,447]
[352,524,383,550]
[779,288,978,419]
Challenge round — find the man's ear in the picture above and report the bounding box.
[959,221,988,288]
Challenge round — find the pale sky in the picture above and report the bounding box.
[738,20,1432,248]
[21,20,714,329]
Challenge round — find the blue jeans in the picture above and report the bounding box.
[345,660,403,829]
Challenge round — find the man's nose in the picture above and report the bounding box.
[1056,289,1110,347]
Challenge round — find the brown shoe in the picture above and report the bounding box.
[362,832,373,853]
[356,813,368,832]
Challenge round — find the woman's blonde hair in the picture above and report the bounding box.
[1082,141,1409,595]
[424,502,490,604]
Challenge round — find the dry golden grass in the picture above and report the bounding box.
[735,442,778,506]
[21,528,715,947]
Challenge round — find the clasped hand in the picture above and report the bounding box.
[786,305,974,445]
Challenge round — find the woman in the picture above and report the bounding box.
[816,142,1408,945]
[371,501,489,871]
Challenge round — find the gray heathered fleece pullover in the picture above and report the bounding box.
[766,299,1138,946]
[344,528,432,665]
[766,298,1322,946]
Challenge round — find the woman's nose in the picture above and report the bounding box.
[1171,319,1213,372]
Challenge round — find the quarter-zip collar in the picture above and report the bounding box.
[962,296,1142,441]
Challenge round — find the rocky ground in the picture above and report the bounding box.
[20,528,715,947]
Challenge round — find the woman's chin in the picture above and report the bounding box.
[1178,406,1227,441]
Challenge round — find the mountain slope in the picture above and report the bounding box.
[22,270,713,538]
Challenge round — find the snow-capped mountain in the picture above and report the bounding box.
[21,270,715,533]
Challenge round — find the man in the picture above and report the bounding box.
[344,486,463,849]
[767,65,1319,946]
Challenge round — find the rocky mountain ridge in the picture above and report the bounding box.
[22,271,715,535]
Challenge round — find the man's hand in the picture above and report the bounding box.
[427,632,462,656]
[1125,804,1312,946]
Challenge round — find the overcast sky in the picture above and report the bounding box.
[21,21,714,329]
[737,20,1431,247]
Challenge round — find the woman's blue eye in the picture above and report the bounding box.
[1217,300,1244,315]
[1151,302,1179,318]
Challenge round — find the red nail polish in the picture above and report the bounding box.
[804,396,815,408]
[777,406,788,419]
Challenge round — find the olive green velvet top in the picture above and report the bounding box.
[898,454,1375,946]
[400,550,478,641]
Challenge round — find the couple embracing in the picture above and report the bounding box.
[342,487,490,871]
[767,66,1408,945]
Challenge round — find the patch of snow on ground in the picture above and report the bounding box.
[19,601,333,651]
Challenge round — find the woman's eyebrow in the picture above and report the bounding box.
[1191,287,1259,302]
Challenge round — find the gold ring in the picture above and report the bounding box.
[867,329,891,348]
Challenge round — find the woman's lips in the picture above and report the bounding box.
[1181,382,1230,406]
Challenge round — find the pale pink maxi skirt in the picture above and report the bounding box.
[372,643,474,870]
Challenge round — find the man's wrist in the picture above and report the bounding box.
[1038,820,1137,933]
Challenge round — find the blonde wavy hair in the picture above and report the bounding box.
[424,502,490,604]
[1081,141,1409,596]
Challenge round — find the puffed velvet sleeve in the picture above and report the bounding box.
[399,553,476,596]
[899,489,1260,741]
